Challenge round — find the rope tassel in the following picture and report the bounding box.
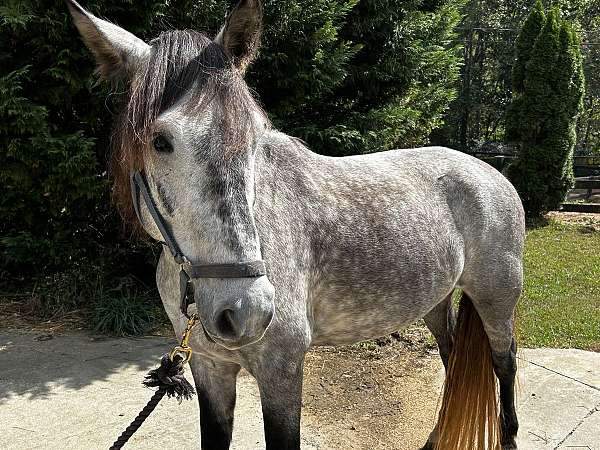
[143,353,196,402]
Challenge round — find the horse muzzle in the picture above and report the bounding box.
[197,278,275,350]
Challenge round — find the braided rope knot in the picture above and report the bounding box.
[143,353,196,402]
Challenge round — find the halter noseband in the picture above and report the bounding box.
[130,170,267,318]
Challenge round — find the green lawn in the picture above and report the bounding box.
[517,220,600,350]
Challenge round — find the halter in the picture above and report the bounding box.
[130,170,267,318]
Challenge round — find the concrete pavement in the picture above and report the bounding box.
[0,331,598,449]
[515,348,599,449]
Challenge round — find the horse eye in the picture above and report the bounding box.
[152,135,173,153]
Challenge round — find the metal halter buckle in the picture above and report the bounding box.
[169,314,199,364]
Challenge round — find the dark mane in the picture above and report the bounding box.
[110,29,266,232]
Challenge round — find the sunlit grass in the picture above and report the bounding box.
[517,220,600,350]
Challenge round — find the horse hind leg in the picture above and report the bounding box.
[493,336,519,450]
[473,298,520,450]
[421,283,519,450]
[423,292,456,370]
[424,287,520,450]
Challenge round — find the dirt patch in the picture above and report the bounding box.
[0,296,172,337]
[0,298,88,333]
[302,326,443,450]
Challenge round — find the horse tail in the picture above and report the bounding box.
[434,293,501,450]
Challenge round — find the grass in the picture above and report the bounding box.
[517,219,600,350]
[91,276,163,336]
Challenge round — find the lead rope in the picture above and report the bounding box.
[109,315,199,450]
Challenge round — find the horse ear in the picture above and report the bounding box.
[214,0,263,73]
[66,0,150,81]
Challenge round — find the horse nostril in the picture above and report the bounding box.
[216,308,238,339]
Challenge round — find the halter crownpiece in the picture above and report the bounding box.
[130,170,267,318]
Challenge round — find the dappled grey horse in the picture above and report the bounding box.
[68,1,524,448]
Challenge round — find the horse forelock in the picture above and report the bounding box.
[110,29,267,233]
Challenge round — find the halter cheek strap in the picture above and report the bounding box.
[130,170,267,318]
[130,170,186,264]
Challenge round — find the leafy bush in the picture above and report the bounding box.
[253,0,463,154]
[506,1,585,218]
[0,0,174,277]
[21,258,163,335]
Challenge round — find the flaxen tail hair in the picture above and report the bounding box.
[434,293,501,450]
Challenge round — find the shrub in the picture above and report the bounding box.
[506,3,585,218]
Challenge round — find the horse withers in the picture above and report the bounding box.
[67,1,524,448]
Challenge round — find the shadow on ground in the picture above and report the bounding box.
[0,331,168,404]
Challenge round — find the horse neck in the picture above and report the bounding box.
[255,130,327,197]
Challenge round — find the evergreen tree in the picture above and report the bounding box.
[434,0,599,155]
[252,0,462,155]
[512,0,546,94]
[505,0,546,143]
[1,0,171,275]
[506,6,585,218]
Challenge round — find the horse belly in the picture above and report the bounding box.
[309,254,461,346]
[310,297,435,346]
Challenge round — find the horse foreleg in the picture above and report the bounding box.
[253,354,304,450]
[189,357,241,450]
